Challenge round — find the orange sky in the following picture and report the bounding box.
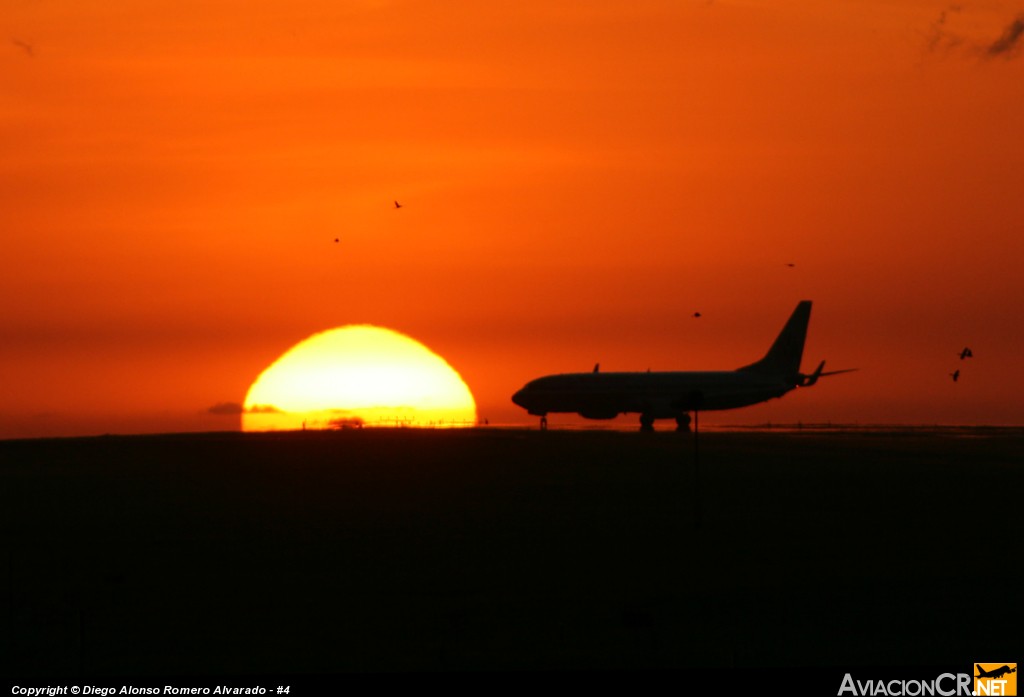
[3,0,1023,438]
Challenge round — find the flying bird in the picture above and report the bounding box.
[393,200,402,209]
[693,312,701,318]
[11,39,33,57]
[334,238,339,243]
[959,347,973,360]
[785,263,796,267]
[950,369,960,382]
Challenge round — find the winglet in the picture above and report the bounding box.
[800,360,826,387]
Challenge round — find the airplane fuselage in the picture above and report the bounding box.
[512,369,794,420]
[510,301,852,430]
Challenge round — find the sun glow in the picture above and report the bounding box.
[243,325,477,430]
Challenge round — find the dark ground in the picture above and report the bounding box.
[1,427,1020,680]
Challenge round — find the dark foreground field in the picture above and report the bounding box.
[1,428,1020,679]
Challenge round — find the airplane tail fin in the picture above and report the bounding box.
[738,301,812,379]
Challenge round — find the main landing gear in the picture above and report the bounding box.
[639,414,655,432]
[676,413,692,432]
[539,416,548,431]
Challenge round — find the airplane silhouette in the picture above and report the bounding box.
[512,300,855,431]
[976,665,1016,679]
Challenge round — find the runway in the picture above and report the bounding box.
[2,427,1020,677]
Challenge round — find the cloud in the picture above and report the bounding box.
[208,402,244,415]
[925,5,964,54]
[987,15,1024,57]
[207,402,284,415]
[246,404,283,414]
[924,8,1024,60]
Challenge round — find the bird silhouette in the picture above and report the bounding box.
[394,200,402,209]
[693,312,701,318]
[11,39,33,57]
[950,369,960,382]
[959,347,973,360]
[333,238,339,243]
[785,263,796,267]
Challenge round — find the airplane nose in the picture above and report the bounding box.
[512,388,527,408]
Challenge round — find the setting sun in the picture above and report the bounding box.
[243,325,477,430]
